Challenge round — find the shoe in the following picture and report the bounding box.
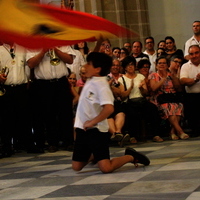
[170,133,179,140]
[153,136,164,142]
[27,146,44,154]
[66,145,74,152]
[125,147,150,166]
[48,146,58,153]
[130,137,137,144]
[111,133,123,141]
[1,146,14,158]
[179,133,189,140]
[119,134,130,147]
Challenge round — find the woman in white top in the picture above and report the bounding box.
[118,56,148,143]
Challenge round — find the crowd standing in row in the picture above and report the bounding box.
[0,20,200,158]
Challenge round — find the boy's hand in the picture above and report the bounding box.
[83,120,95,131]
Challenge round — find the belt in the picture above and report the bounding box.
[35,76,66,83]
[4,83,27,88]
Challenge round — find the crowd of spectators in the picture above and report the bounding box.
[0,21,200,158]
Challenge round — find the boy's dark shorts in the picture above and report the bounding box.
[72,128,110,162]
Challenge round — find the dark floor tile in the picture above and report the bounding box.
[42,182,132,197]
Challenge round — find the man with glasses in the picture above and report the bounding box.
[143,36,157,73]
[180,45,200,137]
[184,21,200,61]
[169,55,183,78]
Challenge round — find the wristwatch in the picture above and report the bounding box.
[194,77,199,83]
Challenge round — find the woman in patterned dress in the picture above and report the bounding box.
[149,56,189,140]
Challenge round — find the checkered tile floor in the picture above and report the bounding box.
[0,137,200,200]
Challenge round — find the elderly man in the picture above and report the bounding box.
[180,45,200,136]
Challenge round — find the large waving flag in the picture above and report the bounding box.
[0,0,138,49]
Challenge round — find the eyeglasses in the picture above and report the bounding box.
[158,62,167,65]
[101,43,111,48]
[112,64,120,67]
[189,51,200,56]
[127,63,135,66]
[166,42,173,44]
[113,51,120,54]
[173,60,182,64]
[141,66,150,68]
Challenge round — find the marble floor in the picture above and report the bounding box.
[0,137,200,200]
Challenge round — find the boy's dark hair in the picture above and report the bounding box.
[121,56,136,69]
[86,52,112,76]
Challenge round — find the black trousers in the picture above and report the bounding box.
[0,84,33,151]
[125,99,161,140]
[30,77,74,148]
[184,93,200,135]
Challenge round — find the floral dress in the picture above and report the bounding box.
[148,72,183,119]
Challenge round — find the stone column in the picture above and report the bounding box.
[73,0,150,48]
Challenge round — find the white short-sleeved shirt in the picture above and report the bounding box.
[143,50,157,73]
[180,61,200,93]
[0,44,29,85]
[184,36,200,57]
[26,46,75,80]
[118,74,145,100]
[74,76,114,132]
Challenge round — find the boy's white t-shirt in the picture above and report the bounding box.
[74,76,114,132]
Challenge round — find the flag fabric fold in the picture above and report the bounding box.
[0,0,138,49]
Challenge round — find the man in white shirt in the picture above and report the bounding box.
[27,46,76,152]
[143,36,157,73]
[0,43,38,157]
[67,48,85,80]
[180,45,200,136]
[184,21,200,61]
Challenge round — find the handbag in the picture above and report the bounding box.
[157,92,184,104]
[128,97,147,104]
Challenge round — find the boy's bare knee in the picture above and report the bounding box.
[72,161,84,171]
[72,165,82,171]
[99,165,113,173]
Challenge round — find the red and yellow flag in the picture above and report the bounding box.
[0,0,138,49]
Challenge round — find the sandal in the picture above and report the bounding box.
[170,133,179,140]
[179,133,189,140]
[153,136,164,142]
[111,133,123,141]
[119,134,130,147]
[130,137,137,144]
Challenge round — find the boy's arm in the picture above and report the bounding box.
[83,104,114,130]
